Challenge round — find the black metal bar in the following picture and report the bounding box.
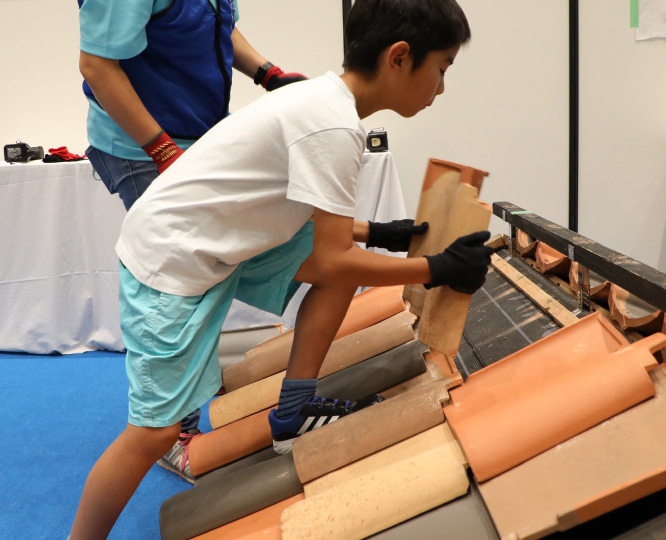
[569,0,579,232]
[493,202,666,312]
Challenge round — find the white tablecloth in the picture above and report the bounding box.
[0,160,126,353]
[0,151,406,354]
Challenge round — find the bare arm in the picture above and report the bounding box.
[297,209,431,287]
[230,28,268,78]
[79,51,161,146]
[353,220,370,243]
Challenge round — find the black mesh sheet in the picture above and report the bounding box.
[454,335,481,382]
[456,264,560,375]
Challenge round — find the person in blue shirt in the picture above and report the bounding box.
[77,0,305,484]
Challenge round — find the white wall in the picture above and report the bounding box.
[0,0,89,154]
[232,0,570,234]
[0,0,569,234]
[578,1,666,270]
[361,0,570,232]
[2,0,664,271]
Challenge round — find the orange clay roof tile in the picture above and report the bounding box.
[444,312,665,482]
[478,365,666,540]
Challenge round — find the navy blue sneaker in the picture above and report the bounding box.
[268,394,385,454]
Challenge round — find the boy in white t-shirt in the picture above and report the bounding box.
[70,0,493,537]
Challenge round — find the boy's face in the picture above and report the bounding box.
[394,45,460,118]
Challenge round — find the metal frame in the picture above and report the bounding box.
[494,201,666,312]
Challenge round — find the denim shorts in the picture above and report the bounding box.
[86,146,158,211]
[119,221,313,428]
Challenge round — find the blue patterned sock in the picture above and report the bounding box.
[276,378,317,419]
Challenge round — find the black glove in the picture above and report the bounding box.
[366,219,429,252]
[254,62,307,91]
[424,230,493,293]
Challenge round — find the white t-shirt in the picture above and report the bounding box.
[116,72,366,296]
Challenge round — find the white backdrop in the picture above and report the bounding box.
[1,1,665,269]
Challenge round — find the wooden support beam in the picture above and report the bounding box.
[491,253,580,327]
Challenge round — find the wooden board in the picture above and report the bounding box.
[491,253,580,327]
[493,201,666,313]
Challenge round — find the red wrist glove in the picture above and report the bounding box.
[255,62,307,91]
[142,130,184,174]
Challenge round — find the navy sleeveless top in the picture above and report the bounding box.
[79,0,234,139]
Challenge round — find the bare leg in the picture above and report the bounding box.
[285,280,357,380]
[70,423,181,540]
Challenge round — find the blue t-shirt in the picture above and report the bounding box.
[79,0,239,160]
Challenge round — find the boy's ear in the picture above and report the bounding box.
[386,41,412,71]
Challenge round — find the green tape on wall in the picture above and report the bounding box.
[630,0,640,28]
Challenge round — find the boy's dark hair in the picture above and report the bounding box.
[343,0,471,74]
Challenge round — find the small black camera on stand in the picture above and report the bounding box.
[4,141,44,163]
[366,128,388,152]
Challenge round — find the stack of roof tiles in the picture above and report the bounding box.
[159,160,666,540]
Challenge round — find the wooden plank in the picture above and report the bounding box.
[491,253,579,327]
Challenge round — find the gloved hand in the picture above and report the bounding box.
[255,62,307,91]
[424,230,493,294]
[367,219,429,252]
[141,129,184,174]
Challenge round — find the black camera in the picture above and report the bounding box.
[366,128,389,153]
[4,141,44,163]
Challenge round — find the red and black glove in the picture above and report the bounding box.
[424,230,494,294]
[43,146,86,162]
[141,129,184,174]
[254,62,306,91]
[366,219,429,252]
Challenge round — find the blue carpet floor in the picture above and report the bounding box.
[0,350,212,540]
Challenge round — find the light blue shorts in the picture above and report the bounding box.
[119,221,313,428]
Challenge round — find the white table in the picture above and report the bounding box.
[0,151,406,354]
[0,160,126,353]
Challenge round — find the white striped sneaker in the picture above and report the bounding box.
[268,394,384,454]
[156,429,202,483]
